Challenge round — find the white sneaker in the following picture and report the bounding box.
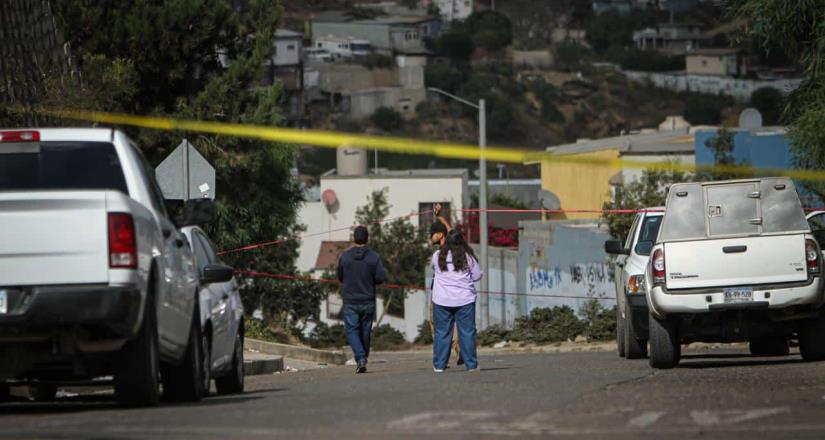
[466,367,481,372]
[433,367,445,373]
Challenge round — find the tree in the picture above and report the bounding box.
[371,107,404,132]
[750,87,785,126]
[586,11,636,55]
[467,11,513,51]
[429,29,475,63]
[602,167,688,240]
[732,1,825,201]
[683,93,724,125]
[554,42,593,72]
[4,1,309,334]
[425,63,464,93]
[698,127,740,181]
[355,190,430,324]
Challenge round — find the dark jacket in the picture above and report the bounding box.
[337,246,386,304]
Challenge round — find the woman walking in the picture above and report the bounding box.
[431,230,483,372]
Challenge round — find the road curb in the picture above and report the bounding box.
[244,355,284,376]
[246,338,348,365]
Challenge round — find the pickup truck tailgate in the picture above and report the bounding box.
[665,234,808,289]
[0,191,110,286]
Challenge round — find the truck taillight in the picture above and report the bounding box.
[0,130,39,142]
[806,239,820,275]
[108,213,137,269]
[652,248,666,286]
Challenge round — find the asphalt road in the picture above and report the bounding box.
[3,347,825,439]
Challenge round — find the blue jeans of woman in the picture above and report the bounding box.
[432,302,478,370]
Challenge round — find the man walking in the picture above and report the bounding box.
[337,226,386,374]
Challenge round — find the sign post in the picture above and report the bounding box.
[156,139,216,200]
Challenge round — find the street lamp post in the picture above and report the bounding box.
[427,87,489,328]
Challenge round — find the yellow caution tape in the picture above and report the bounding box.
[36,108,825,181]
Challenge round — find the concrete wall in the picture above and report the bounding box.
[297,174,468,274]
[511,50,553,69]
[347,87,427,117]
[317,64,399,93]
[519,221,616,314]
[540,149,620,220]
[313,22,392,49]
[624,70,802,102]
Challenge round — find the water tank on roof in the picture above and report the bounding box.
[336,147,367,176]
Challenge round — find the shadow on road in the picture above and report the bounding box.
[0,391,272,415]
[678,354,804,369]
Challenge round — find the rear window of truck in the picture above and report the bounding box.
[0,142,128,193]
[659,178,809,241]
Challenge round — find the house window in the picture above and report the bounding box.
[317,42,322,47]
[287,44,295,51]
[419,202,452,230]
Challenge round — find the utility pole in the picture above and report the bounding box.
[479,99,489,329]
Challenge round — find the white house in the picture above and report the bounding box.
[429,0,474,22]
[271,29,303,66]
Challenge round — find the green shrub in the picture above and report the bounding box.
[579,299,617,342]
[425,63,464,94]
[336,117,364,133]
[683,93,725,125]
[467,11,513,51]
[371,106,404,131]
[414,320,433,344]
[614,48,685,72]
[246,318,302,344]
[478,324,511,346]
[509,306,586,343]
[371,324,408,350]
[415,101,439,120]
[308,322,347,348]
[554,42,593,72]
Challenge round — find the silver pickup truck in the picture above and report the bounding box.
[645,177,824,369]
[0,128,218,406]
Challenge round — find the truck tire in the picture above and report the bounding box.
[215,332,244,395]
[648,313,680,369]
[625,307,648,359]
[799,316,825,361]
[114,294,160,407]
[617,310,626,357]
[749,336,789,357]
[162,308,208,402]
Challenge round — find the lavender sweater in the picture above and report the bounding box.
[431,250,483,307]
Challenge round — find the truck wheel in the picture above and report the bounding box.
[114,295,160,407]
[617,310,626,357]
[625,307,648,359]
[749,336,789,357]
[648,313,680,369]
[29,384,58,402]
[799,316,825,361]
[162,308,207,402]
[215,332,244,395]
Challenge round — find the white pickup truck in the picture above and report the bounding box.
[0,128,215,405]
[645,177,824,369]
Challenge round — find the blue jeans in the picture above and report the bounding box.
[343,302,375,363]
[433,302,478,370]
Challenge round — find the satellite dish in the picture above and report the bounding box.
[538,189,561,210]
[739,108,763,130]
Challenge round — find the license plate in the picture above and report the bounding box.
[724,287,753,303]
[0,290,6,314]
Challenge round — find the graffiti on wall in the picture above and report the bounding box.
[528,263,613,298]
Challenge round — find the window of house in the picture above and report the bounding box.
[419,202,452,230]
[287,44,295,51]
[317,42,322,47]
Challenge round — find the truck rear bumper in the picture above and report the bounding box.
[0,285,143,337]
[648,277,824,318]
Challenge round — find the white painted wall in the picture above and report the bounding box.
[318,290,428,343]
[296,173,468,274]
[272,38,301,66]
[434,0,473,21]
[620,154,695,183]
[624,70,802,102]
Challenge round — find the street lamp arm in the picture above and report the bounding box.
[426,87,480,109]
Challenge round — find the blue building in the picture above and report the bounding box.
[694,127,819,205]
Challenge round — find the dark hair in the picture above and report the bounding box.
[429,221,448,236]
[438,230,477,272]
[353,226,369,245]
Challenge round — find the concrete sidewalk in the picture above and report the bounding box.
[243,352,284,376]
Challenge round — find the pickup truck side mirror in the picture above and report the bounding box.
[604,239,630,255]
[182,198,215,226]
[201,264,234,285]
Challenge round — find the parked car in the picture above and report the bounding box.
[180,226,245,395]
[605,208,664,359]
[645,177,824,369]
[0,128,205,406]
